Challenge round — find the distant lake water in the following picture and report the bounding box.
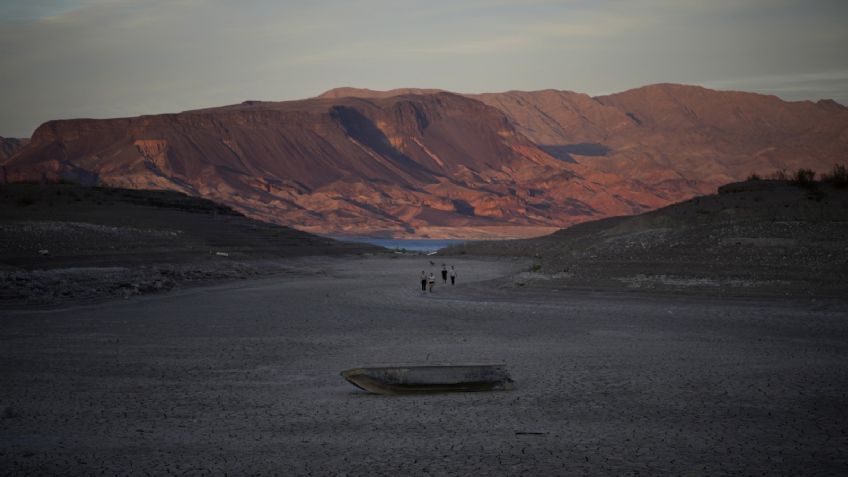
[333,237,466,252]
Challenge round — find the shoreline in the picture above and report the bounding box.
[5,251,847,311]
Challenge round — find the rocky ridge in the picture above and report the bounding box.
[3,93,670,238]
[4,84,847,238]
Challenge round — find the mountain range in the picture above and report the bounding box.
[4,84,847,238]
[0,137,28,162]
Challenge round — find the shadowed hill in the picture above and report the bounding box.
[446,179,848,297]
[0,183,382,306]
[0,183,378,270]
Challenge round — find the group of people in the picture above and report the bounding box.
[420,263,457,293]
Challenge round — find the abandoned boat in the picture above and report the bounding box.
[341,363,514,395]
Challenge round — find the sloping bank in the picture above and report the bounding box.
[0,184,383,307]
[443,180,848,298]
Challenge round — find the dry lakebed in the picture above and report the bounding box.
[1,255,847,475]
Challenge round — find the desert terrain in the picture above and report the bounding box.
[3,2,847,474]
[2,179,847,474]
[1,255,847,474]
[0,184,379,307]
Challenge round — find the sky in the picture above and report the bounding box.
[1,0,847,137]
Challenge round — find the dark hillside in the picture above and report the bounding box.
[0,184,381,305]
[446,180,848,297]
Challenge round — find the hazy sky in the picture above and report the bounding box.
[1,0,847,137]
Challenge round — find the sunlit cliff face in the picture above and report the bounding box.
[4,85,848,238]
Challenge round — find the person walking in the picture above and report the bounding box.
[420,271,427,292]
[450,265,457,285]
[428,272,436,293]
[441,264,448,284]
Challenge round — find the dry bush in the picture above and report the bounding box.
[769,169,789,181]
[791,168,816,186]
[821,164,847,189]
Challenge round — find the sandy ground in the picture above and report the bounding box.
[1,255,847,475]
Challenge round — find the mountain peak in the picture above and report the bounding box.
[317,87,445,99]
[816,98,846,110]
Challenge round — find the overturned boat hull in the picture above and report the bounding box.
[341,364,514,395]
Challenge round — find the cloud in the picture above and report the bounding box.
[0,0,118,24]
[704,70,848,103]
[521,15,652,38]
[405,36,531,55]
[1,0,847,136]
[707,69,848,87]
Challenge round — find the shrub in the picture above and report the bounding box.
[821,164,848,189]
[769,169,789,181]
[792,168,815,183]
[746,173,762,181]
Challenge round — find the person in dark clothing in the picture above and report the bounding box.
[420,271,427,292]
[450,265,457,285]
[441,264,448,284]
